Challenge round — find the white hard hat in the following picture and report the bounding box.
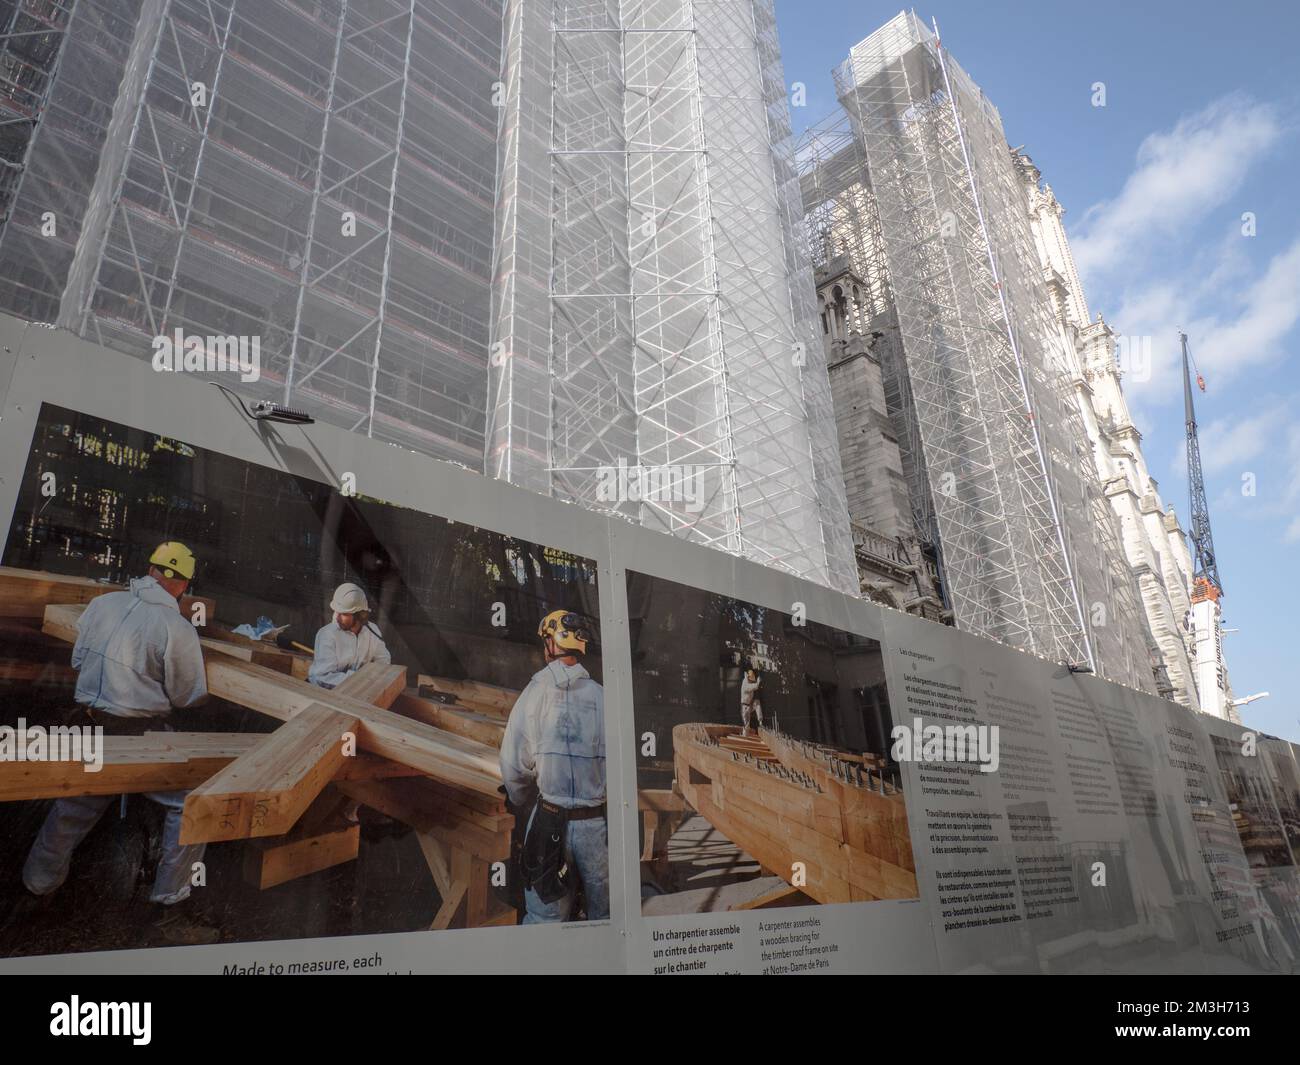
[329,582,368,614]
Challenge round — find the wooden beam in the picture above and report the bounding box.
[41,603,88,644]
[0,659,77,684]
[638,787,690,813]
[0,731,418,803]
[198,636,303,676]
[417,674,519,719]
[391,690,505,748]
[672,724,916,904]
[209,658,503,795]
[416,829,513,930]
[244,818,359,890]
[2,567,213,624]
[182,663,406,843]
[333,752,424,782]
[0,732,262,801]
[337,777,511,863]
[180,705,360,844]
[335,662,407,710]
[45,604,503,796]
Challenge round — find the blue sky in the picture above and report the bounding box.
[775,1,1300,741]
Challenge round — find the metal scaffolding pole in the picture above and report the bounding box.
[362,0,415,437]
[283,0,348,405]
[155,0,238,335]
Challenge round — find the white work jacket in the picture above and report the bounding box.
[71,576,207,718]
[308,618,391,689]
[500,659,605,811]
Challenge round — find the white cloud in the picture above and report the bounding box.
[1194,404,1287,476]
[1071,95,1281,283]
[1104,233,1300,413]
[1059,92,1299,550]
[1067,96,1295,410]
[1165,402,1300,544]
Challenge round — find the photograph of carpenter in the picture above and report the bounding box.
[0,404,605,955]
[626,571,916,914]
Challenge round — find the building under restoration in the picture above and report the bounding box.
[0,2,1233,699]
[799,12,1171,694]
[0,0,501,466]
[0,0,856,593]
[486,0,856,592]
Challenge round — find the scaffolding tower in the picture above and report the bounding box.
[487,0,856,592]
[0,0,501,466]
[798,108,939,571]
[801,13,1153,687]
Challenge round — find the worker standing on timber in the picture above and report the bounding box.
[500,609,607,923]
[307,582,390,689]
[21,542,215,944]
[740,667,763,736]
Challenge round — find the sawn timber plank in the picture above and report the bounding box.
[182,664,409,843]
[44,604,502,797]
[180,704,360,844]
[4,567,213,624]
[0,732,260,801]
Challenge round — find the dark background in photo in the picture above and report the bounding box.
[624,569,895,786]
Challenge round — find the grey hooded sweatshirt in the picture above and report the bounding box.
[500,659,605,810]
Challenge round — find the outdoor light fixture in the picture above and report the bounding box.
[249,400,314,425]
[212,383,315,425]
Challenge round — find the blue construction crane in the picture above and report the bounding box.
[1180,331,1222,600]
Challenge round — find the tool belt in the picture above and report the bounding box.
[66,705,169,737]
[519,800,606,902]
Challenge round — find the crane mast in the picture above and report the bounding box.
[1182,332,1221,597]
[1180,332,1232,719]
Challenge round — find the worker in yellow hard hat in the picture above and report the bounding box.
[500,608,606,923]
[23,540,214,944]
[147,540,197,582]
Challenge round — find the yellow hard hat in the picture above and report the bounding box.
[538,609,590,655]
[149,541,196,581]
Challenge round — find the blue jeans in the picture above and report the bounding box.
[23,790,205,905]
[523,811,609,924]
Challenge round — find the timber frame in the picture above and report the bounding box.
[0,570,520,929]
[671,723,916,905]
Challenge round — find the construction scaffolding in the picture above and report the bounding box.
[487,0,856,592]
[800,12,1153,688]
[798,109,938,570]
[0,0,501,466]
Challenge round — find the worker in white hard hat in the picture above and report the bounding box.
[22,541,216,944]
[500,609,606,923]
[307,582,390,690]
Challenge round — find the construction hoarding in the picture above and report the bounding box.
[0,318,1294,974]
